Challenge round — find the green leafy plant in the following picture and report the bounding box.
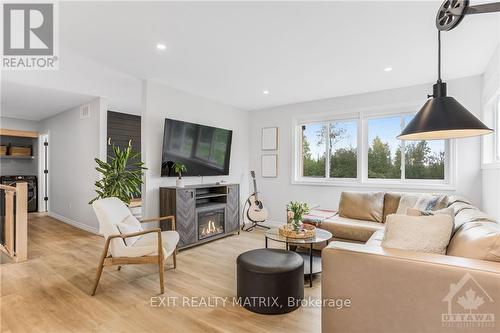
[287,201,310,231]
[89,142,146,205]
[173,162,187,179]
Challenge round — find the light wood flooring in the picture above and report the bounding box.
[1,214,321,333]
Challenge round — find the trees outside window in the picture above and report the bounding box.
[299,113,447,183]
[302,123,326,177]
[301,121,357,179]
[367,115,445,181]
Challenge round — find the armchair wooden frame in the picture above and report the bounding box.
[91,215,177,296]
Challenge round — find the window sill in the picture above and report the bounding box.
[292,178,456,191]
[481,162,500,170]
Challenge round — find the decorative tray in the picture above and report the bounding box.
[278,223,316,239]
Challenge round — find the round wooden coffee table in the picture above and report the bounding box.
[264,227,332,287]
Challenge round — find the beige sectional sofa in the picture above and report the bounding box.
[321,191,500,333]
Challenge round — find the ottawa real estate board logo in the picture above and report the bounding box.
[2,2,59,70]
[441,273,495,328]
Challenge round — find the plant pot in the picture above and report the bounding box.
[176,178,185,188]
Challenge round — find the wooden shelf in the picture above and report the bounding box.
[196,193,227,199]
[0,128,38,139]
[0,155,34,160]
[195,202,227,209]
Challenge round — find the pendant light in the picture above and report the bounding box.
[398,0,499,140]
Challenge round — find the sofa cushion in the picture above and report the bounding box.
[383,192,401,222]
[382,214,454,254]
[365,229,384,247]
[321,216,384,242]
[447,221,500,262]
[448,202,496,232]
[338,191,385,223]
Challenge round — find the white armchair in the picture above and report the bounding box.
[91,197,179,295]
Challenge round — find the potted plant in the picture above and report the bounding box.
[89,142,146,217]
[173,162,187,188]
[286,201,310,232]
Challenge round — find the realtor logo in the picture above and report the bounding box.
[2,2,58,70]
[441,273,495,328]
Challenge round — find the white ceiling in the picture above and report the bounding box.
[0,82,96,121]
[58,1,500,110]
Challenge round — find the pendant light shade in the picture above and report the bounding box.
[398,23,494,140]
[398,83,493,140]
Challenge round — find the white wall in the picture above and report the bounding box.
[482,168,500,220]
[40,98,105,233]
[2,46,141,115]
[0,117,39,132]
[481,43,500,221]
[142,80,250,217]
[249,76,484,222]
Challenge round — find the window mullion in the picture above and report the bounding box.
[325,123,331,179]
[400,116,406,181]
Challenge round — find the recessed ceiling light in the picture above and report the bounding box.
[262,90,270,95]
[156,43,167,51]
[384,67,393,72]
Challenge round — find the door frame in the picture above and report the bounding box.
[38,132,49,213]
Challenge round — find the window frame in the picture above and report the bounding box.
[496,97,500,161]
[292,104,456,190]
[481,94,500,168]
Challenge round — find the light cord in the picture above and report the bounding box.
[438,30,442,82]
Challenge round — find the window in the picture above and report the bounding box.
[403,116,445,180]
[329,120,357,178]
[301,123,326,177]
[295,109,452,187]
[301,120,358,179]
[481,97,499,165]
[367,115,445,181]
[367,116,402,179]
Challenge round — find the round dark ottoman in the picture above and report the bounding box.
[237,248,304,314]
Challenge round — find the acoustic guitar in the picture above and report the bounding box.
[246,171,269,223]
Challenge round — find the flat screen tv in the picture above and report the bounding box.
[161,119,233,177]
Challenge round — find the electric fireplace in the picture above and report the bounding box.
[198,208,225,240]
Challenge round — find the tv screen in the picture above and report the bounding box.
[161,119,233,177]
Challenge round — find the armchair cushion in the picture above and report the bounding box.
[116,215,144,246]
[133,231,179,258]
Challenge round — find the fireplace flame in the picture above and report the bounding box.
[201,220,223,238]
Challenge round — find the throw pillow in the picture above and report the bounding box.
[414,194,448,211]
[382,214,454,254]
[395,194,421,214]
[406,207,455,218]
[116,215,143,246]
[396,194,448,214]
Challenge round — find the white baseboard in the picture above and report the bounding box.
[48,212,99,235]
